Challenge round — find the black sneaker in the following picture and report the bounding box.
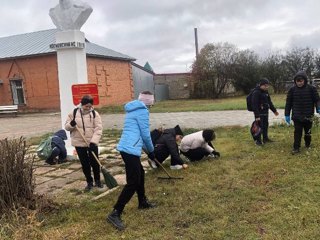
[58,158,67,164]
[95,181,104,188]
[291,149,300,155]
[263,138,274,143]
[255,140,263,146]
[84,182,93,191]
[138,198,156,209]
[45,159,56,165]
[107,209,125,231]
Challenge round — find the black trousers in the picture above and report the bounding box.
[255,114,269,142]
[114,152,145,213]
[75,146,100,184]
[293,119,312,150]
[181,142,214,161]
[47,144,66,162]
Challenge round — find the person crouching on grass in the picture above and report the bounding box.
[107,91,156,231]
[180,129,220,161]
[150,125,188,170]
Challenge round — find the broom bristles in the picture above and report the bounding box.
[101,167,118,189]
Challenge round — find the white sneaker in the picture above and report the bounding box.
[170,165,183,170]
[148,159,157,169]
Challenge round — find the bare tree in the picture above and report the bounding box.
[192,42,237,98]
[284,47,315,78]
[232,49,260,94]
[261,52,288,93]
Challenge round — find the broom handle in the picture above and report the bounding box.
[75,125,102,168]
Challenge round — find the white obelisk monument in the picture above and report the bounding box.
[49,0,93,155]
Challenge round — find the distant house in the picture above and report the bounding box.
[131,62,155,99]
[0,29,135,112]
[154,72,192,99]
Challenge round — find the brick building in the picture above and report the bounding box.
[154,73,193,99]
[0,29,135,112]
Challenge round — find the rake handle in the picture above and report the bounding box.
[152,158,174,179]
[143,148,175,179]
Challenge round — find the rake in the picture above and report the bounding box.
[144,148,183,180]
[153,158,184,180]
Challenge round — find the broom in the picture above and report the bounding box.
[75,126,118,189]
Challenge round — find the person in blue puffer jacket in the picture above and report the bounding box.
[107,91,156,231]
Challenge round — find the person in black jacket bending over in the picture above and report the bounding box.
[153,125,188,170]
[251,78,279,146]
[285,70,320,154]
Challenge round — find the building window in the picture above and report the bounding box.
[10,79,25,105]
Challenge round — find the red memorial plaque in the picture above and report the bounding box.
[71,84,99,105]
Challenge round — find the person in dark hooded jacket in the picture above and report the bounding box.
[153,125,188,170]
[251,78,279,145]
[285,70,320,154]
[46,129,67,165]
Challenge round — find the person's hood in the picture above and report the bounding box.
[54,129,67,140]
[124,100,148,113]
[163,128,177,137]
[294,70,308,86]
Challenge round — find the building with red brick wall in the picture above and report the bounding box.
[0,29,135,112]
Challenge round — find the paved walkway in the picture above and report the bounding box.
[0,109,285,139]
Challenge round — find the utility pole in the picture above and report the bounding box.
[194,28,199,58]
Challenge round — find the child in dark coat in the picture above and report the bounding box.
[45,129,68,165]
[153,125,188,170]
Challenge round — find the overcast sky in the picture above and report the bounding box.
[1,0,320,73]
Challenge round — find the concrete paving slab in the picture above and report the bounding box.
[35,177,72,195]
[34,166,56,175]
[114,174,126,185]
[66,170,85,181]
[35,176,53,185]
[46,168,74,177]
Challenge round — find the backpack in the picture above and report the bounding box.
[150,128,163,147]
[36,136,53,160]
[246,89,256,112]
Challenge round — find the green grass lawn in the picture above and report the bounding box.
[98,94,287,113]
[3,125,320,239]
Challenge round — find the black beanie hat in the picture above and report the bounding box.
[259,78,270,86]
[81,95,94,105]
[174,125,184,136]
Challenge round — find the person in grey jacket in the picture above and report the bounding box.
[180,129,220,161]
[285,70,320,154]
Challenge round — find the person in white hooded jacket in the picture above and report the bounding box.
[180,129,220,161]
